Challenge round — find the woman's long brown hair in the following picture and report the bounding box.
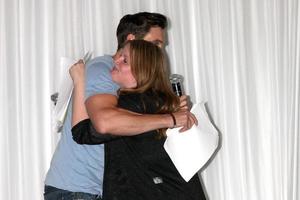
[120,40,180,135]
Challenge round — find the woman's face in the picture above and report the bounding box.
[111,44,137,88]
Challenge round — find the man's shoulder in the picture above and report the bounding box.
[86,55,113,78]
[87,55,113,68]
[85,55,119,97]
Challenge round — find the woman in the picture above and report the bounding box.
[70,40,207,200]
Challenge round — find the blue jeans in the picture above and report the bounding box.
[44,185,102,200]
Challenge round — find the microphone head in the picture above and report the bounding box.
[169,74,183,96]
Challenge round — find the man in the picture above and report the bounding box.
[45,12,195,200]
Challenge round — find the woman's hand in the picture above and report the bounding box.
[69,59,85,85]
[70,59,89,126]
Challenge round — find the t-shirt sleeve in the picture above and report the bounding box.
[85,58,119,99]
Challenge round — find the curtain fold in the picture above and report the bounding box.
[0,0,299,199]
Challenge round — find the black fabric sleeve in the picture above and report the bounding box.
[71,119,119,145]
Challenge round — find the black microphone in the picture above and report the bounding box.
[169,74,183,97]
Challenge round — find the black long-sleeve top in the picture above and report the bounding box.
[72,91,207,200]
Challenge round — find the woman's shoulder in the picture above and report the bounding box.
[118,90,164,113]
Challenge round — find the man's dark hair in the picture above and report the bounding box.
[116,12,167,50]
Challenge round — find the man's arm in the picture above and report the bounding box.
[86,94,196,135]
[72,118,118,144]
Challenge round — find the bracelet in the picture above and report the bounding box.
[169,113,177,128]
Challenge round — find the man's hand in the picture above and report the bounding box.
[172,109,198,132]
[179,95,193,110]
[175,95,197,132]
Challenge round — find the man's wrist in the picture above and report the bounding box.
[169,113,176,128]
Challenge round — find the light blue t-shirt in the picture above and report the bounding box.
[45,55,119,195]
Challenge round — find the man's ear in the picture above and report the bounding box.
[126,34,136,41]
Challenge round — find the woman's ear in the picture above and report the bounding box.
[126,34,136,41]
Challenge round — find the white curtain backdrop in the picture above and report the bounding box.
[0,0,299,199]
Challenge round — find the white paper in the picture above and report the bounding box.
[51,57,75,132]
[164,102,219,182]
[52,52,92,132]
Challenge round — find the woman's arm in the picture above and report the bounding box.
[69,60,118,144]
[72,118,118,144]
[69,60,89,127]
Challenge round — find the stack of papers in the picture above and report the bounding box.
[52,52,92,132]
[164,102,219,182]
